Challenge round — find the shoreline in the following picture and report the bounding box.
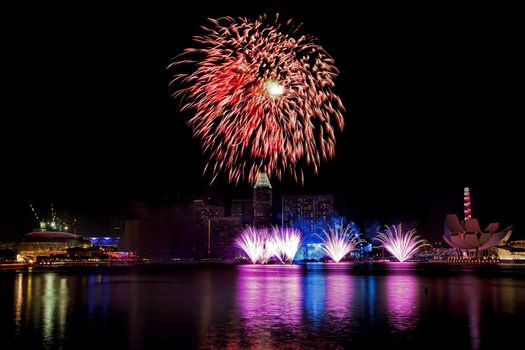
[3,259,525,272]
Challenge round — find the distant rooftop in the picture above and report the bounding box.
[25,231,80,240]
[254,172,272,189]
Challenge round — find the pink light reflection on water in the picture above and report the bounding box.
[324,263,352,320]
[236,264,303,349]
[385,270,420,332]
[461,275,481,350]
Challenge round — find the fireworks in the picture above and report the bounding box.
[235,226,302,264]
[269,227,302,263]
[318,221,361,263]
[375,224,427,262]
[259,236,276,265]
[235,227,264,264]
[170,14,345,184]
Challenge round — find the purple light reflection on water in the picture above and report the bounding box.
[464,276,481,350]
[385,266,420,332]
[236,265,303,348]
[324,263,352,321]
[5,264,525,349]
[235,264,360,339]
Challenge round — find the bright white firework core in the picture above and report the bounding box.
[265,79,284,98]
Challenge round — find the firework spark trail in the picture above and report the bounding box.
[235,226,302,264]
[318,221,361,263]
[235,227,265,264]
[258,229,276,264]
[170,14,345,184]
[270,226,302,263]
[375,224,428,262]
[259,238,276,264]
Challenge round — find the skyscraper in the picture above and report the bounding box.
[119,219,140,251]
[193,199,224,225]
[231,199,253,226]
[253,173,273,227]
[193,198,224,257]
[209,216,242,259]
[282,194,335,257]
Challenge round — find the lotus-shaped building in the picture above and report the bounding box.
[443,214,512,252]
[443,188,513,255]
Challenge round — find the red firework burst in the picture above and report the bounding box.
[170,14,345,184]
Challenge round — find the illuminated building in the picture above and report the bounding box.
[193,198,224,257]
[443,188,513,256]
[119,219,140,251]
[87,236,121,247]
[16,232,91,258]
[18,204,89,258]
[193,199,224,225]
[282,195,335,243]
[463,187,472,220]
[496,241,525,261]
[231,199,253,226]
[209,216,242,259]
[282,194,335,259]
[253,173,272,227]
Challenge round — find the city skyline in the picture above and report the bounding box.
[1,2,520,241]
[2,4,523,349]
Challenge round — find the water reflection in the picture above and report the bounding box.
[498,278,518,314]
[9,272,70,348]
[235,264,359,347]
[354,275,377,328]
[325,266,352,321]
[4,265,525,349]
[464,276,480,350]
[42,273,69,347]
[14,273,23,335]
[385,273,419,331]
[367,275,376,319]
[25,272,32,322]
[87,274,97,319]
[128,273,144,350]
[42,273,56,344]
[302,267,325,325]
[236,265,302,348]
[198,270,212,345]
[86,273,110,324]
[58,278,68,343]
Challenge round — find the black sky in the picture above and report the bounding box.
[1,2,521,240]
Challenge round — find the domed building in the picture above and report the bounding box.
[443,188,513,256]
[16,231,91,258]
[17,205,91,258]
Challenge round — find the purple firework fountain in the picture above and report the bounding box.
[235,226,302,264]
[375,224,427,262]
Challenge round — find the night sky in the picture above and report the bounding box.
[1,2,520,241]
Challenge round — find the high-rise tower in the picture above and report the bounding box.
[253,173,273,227]
[464,187,472,221]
